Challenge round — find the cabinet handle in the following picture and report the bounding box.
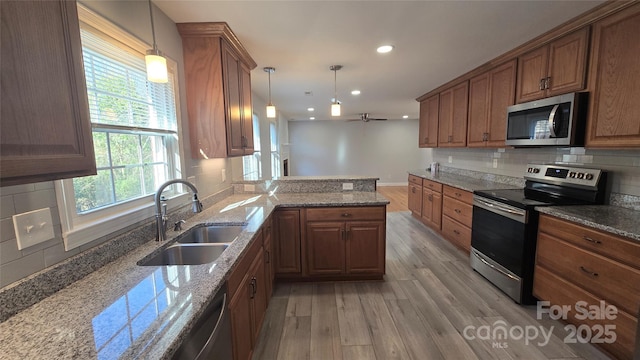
[455,192,462,197]
[454,209,461,214]
[579,266,598,278]
[265,250,270,264]
[412,187,416,193]
[448,135,452,143]
[341,213,351,217]
[249,278,256,299]
[545,77,551,90]
[583,236,602,244]
[453,229,460,235]
[539,78,545,91]
[428,194,433,201]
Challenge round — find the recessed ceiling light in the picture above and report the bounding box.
[351,90,361,95]
[377,45,394,54]
[402,115,409,119]
[310,117,315,120]
[307,107,314,112]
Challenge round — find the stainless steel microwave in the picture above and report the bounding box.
[505,92,588,147]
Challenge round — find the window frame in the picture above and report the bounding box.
[55,4,186,251]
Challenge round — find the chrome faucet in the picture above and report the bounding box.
[154,179,203,241]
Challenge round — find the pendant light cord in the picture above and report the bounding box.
[334,67,337,104]
[268,71,272,104]
[148,0,158,51]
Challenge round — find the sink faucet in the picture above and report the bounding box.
[155,179,203,241]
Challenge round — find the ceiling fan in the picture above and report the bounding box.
[346,113,388,122]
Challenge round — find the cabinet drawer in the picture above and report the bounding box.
[442,216,471,252]
[228,230,263,299]
[306,206,385,222]
[533,266,637,360]
[423,179,443,193]
[443,186,473,204]
[536,233,640,315]
[408,174,423,186]
[539,214,640,269]
[443,196,473,228]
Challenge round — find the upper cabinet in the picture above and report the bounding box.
[438,81,469,147]
[516,27,589,103]
[467,60,517,147]
[418,95,439,147]
[586,4,640,148]
[177,23,257,159]
[1,0,96,186]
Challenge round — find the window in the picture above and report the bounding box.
[56,6,184,251]
[270,122,280,178]
[242,114,262,179]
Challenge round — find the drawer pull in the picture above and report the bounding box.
[412,187,416,193]
[453,229,460,235]
[580,266,599,277]
[341,213,351,217]
[455,192,462,197]
[454,209,461,214]
[583,236,602,244]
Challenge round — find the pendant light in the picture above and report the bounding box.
[330,65,342,117]
[145,0,168,83]
[264,67,276,118]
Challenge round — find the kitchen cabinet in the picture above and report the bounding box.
[516,27,589,103]
[421,180,442,231]
[438,81,469,147]
[441,186,473,252]
[0,0,96,186]
[273,209,302,275]
[305,207,386,277]
[586,4,640,148]
[228,229,268,360]
[262,215,274,300]
[177,23,257,159]
[418,95,439,147]
[534,214,640,359]
[408,175,423,217]
[467,60,517,147]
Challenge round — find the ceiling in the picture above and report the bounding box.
[155,0,604,122]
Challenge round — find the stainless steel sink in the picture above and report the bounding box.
[138,243,228,266]
[176,225,244,244]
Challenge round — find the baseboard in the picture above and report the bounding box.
[377,182,408,187]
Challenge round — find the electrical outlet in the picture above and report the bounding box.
[244,184,255,192]
[13,208,55,250]
[342,183,354,190]
[448,156,453,163]
[493,159,498,168]
[221,168,226,182]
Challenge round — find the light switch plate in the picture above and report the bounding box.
[13,208,55,250]
[342,183,354,190]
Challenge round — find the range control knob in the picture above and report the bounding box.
[577,173,585,179]
[585,173,594,181]
[569,172,577,178]
[527,167,533,173]
[533,168,540,174]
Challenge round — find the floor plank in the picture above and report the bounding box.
[342,345,377,359]
[277,316,311,360]
[286,283,313,317]
[252,298,287,360]
[377,186,408,212]
[310,283,343,360]
[335,282,373,346]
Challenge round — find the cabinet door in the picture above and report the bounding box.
[249,251,268,342]
[274,209,302,274]
[0,0,96,186]
[547,27,589,97]
[222,43,244,156]
[438,82,468,147]
[437,89,453,146]
[240,62,254,154]
[431,191,442,230]
[516,46,549,103]
[306,222,346,275]
[418,95,439,147]
[587,4,640,148]
[467,73,490,147]
[229,277,254,360]
[421,188,434,225]
[408,183,422,216]
[346,221,385,274]
[486,60,517,147]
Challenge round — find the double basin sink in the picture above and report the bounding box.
[138,225,244,266]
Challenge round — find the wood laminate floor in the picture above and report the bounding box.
[252,211,612,360]
[376,186,408,213]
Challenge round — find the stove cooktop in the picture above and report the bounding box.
[474,188,553,210]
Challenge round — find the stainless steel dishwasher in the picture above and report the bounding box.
[172,284,232,360]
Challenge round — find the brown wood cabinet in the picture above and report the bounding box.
[438,81,469,147]
[421,185,442,231]
[305,207,386,278]
[177,23,257,159]
[516,27,589,103]
[228,230,268,360]
[0,0,96,186]
[262,216,274,300]
[534,214,640,359]
[441,186,473,252]
[467,60,517,147]
[273,209,302,275]
[586,4,640,148]
[408,175,423,217]
[418,95,439,147]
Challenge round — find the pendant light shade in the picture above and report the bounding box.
[145,0,168,83]
[330,65,342,117]
[264,67,276,118]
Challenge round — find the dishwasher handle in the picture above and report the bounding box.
[194,292,228,360]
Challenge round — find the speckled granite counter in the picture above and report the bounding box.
[536,205,640,242]
[0,192,389,360]
[408,169,522,192]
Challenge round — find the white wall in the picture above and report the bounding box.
[288,119,429,184]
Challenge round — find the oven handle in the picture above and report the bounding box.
[472,250,520,281]
[474,198,525,216]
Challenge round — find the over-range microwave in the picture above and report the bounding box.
[505,92,588,147]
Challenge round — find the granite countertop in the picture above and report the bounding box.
[0,192,389,360]
[536,205,640,242]
[408,169,520,192]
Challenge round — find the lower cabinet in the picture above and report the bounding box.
[408,175,423,216]
[441,186,473,252]
[262,215,274,300]
[421,185,442,230]
[228,229,268,360]
[273,209,302,275]
[534,214,640,359]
